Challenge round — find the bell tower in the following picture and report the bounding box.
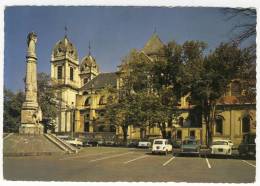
[50,31,80,133]
[79,42,100,86]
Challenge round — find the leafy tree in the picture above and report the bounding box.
[186,43,250,145]
[3,88,24,132]
[117,47,180,139]
[37,72,59,132]
[104,92,139,144]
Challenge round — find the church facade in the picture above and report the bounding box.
[50,33,256,146]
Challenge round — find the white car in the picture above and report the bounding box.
[66,138,83,147]
[138,141,151,148]
[210,140,233,155]
[152,139,172,155]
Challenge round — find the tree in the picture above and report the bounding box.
[186,43,249,145]
[118,47,180,139]
[3,88,24,132]
[104,92,140,144]
[224,8,256,44]
[223,8,256,103]
[37,72,59,132]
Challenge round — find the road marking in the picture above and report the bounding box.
[90,152,134,162]
[162,156,176,166]
[205,156,212,168]
[242,160,256,168]
[124,155,148,164]
[60,151,115,160]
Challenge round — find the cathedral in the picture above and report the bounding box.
[50,33,256,146]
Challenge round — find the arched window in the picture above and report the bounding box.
[99,96,105,105]
[242,116,250,133]
[215,116,223,134]
[84,97,91,106]
[84,78,89,84]
[57,66,63,79]
[177,130,182,140]
[231,81,241,97]
[70,67,74,81]
[179,117,184,126]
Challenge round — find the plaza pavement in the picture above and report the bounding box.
[3,147,256,182]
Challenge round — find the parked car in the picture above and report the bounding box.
[152,139,172,155]
[82,140,99,147]
[175,139,201,156]
[127,141,138,148]
[210,139,233,156]
[65,138,83,147]
[238,133,256,158]
[104,140,115,146]
[171,139,182,148]
[138,141,151,148]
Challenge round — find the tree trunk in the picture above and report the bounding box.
[209,103,216,144]
[122,125,128,145]
[203,99,211,147]
[159,123,167,139]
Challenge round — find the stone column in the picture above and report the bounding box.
[20,32,43,135]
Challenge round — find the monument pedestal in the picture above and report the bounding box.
[20,102,43,135]
[19,124,44,135]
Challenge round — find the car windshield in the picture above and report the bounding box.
[154,141,163,144]
[213,141,228,145]
[183,140,197,145]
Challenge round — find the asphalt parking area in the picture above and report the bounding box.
[3,147,256,182]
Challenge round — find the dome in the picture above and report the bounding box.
[52,36,78,60]
[80,55,99,72]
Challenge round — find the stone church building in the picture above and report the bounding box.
[50,33,256,146]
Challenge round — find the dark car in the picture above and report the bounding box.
[82,139,99,147]
[171,140,182,148]
[238,133,256,158]
[127,141,138,148]
[174,139,201,156]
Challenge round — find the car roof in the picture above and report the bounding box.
[213,139,231,142]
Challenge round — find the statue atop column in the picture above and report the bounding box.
[27,32,37,58]
[20,32,43,135]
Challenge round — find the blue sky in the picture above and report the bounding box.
[4,6,255,92]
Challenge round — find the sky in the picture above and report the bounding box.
[4,6,256,92]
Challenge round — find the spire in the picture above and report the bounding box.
[64,25,68,38]
[153,26,157,34]
[88,41,91,56]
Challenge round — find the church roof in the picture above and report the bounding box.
[81,72,117,90]
[142,33,165,55]
[51,36,78,60]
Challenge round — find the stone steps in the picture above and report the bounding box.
[44,133,78,154]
